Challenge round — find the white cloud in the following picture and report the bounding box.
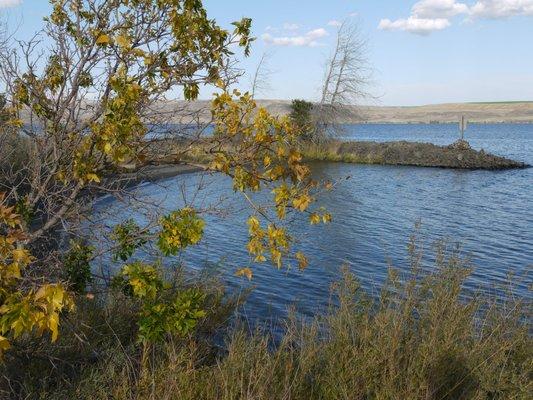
[470,0,533,19]
[379,0,533,35]
[0,0,22,8]
[379,1,464,35]
[378,16,451,35]
[262,28,328,47]
[307,28,328,39]
[412,0,468,18]
[327,20,343,27]
[283,22,300,31]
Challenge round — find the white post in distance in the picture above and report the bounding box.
[459,115,467,140]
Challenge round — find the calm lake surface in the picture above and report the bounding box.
[91,123,532,331]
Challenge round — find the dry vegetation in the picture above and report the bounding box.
[1,240,530,399]
[300,140,528,170]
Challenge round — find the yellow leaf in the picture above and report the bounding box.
[115,34,131,50]
[11,248,31,264]
[0,336,10,356]
[254,254,267,263]
[309,213,321,225]
[292,194,311,212]
[295,251,308,270]
[132,48,145,57]
[86,173,100,183]
[235,267,253,280]
[34,285,47,301]
[96,34,111,45]
[247,216,260,231]
[103,142,112,154]
[48,313,59,342]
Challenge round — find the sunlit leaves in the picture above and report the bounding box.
[87,68,147,174]
[309,210,332,225]
[292,192,312,212]
[44,55,65,92]
[309,213,321,225]
[33,284,74,342]
[246,216,291,269]
[231,18,254,56]
[0,196,73,355]
[11,0,255,192]
[0,283,74,346]
[119,262,162,300]
[157,208,205,256]
[209,90,331,274]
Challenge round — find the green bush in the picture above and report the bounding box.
[63,241,94,294]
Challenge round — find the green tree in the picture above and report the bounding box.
[290,99,314,139]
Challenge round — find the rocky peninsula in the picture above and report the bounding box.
[303,139,529,170]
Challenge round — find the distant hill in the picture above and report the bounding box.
[156,100,533,124]
[356,102,533,124]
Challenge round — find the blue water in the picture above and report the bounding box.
[90,123,532,331]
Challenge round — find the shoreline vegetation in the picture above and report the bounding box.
[3,242,531,399]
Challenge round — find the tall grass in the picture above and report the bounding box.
[2,242,531,399]
[299,141,386,165]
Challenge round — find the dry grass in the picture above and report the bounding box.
[3,240,529,400]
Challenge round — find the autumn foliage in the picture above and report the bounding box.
[0,0,328,356]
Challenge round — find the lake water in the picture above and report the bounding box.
[90,123,532,332]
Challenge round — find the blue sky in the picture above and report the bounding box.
[2,0,533,105]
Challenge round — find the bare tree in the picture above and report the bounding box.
[315,20,372,141]
[250,51,274,99]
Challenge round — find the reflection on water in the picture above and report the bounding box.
[90,124,532,333]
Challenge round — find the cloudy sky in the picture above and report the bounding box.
[2,0,533,105]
